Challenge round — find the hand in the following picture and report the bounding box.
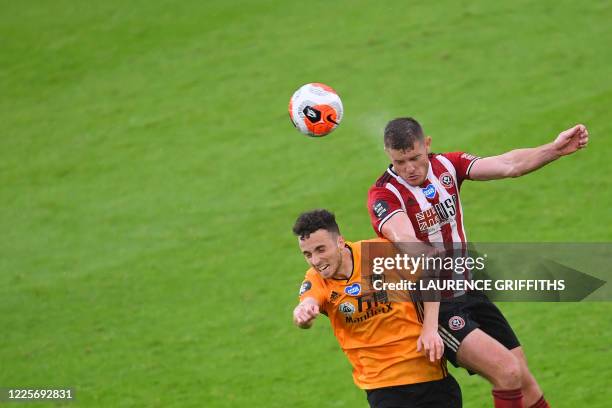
[553,124,589,157]
[417,325,444,362]
[293,302,319,328]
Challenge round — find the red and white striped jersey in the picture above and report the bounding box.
[368,152,479,244]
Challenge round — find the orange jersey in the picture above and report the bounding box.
[298,239,446,390]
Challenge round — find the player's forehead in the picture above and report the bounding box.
[298,229,335,251]
[386,142,425,160]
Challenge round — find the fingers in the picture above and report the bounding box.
[426,345,433,362]
[417,335,444,362]
[420,338,434,362]
[423,341,432,362]
[294,304,319,325]
[570,124,589,138]
[577,124,589,148]
[427,340,437,362]
[578,125,589,149]
[309,304,320,315]
[429,342,443,362]
[435,336,444,361]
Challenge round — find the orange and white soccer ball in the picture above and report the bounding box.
[288,83,343,137]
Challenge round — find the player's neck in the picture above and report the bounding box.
[333,246,353,280]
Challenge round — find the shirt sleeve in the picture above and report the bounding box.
[367,185,404,236]
[441,152,480,182]
[298,272,326,307]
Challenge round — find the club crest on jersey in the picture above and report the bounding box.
[439,172,454,189]
[422,184,437,199]
[339,301,356,316]
[299,280,312,296]
[344,283,361,296]
[449,315,465,331]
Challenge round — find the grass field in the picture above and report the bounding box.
[1,1,611,406]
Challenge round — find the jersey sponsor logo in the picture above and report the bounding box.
[344,293,393,324]
[299,280,312,296]
[344,283,361,296]
[415,194,458,233]
[339,301,356,316]
[357,291,389,312]
[372,199,389,220]
[439,172,454,189]
[422,184,437,199]
[329,291,340,302]
[449,315,465,331]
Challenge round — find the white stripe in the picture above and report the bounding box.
[435,155,468,243]
[385,183,406,212]
[438,326,461,346]
[466,158,479,178]
[435,155,457,183]
[438,331,459,352]
[427,162,462,243]
[377,209,403,233]
[438,326,461,347]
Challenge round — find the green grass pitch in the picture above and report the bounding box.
[1,1,611,406]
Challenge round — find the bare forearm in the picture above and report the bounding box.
[423,301,439,328]
[502,142,561,177]
[392,239,439,258]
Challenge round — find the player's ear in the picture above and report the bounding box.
[424,136,432,152]
[337,234,345,248]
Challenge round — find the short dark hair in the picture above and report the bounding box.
[384,117,425,150]
[292,209,340,239]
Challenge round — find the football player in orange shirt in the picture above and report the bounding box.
[292,209,461,408]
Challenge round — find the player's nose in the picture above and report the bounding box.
[311,254,320,266]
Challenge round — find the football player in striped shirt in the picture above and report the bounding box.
[367,117,588,408]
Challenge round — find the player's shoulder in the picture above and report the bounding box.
[352,238,390,245]
[347,239,390,258]
[430,151,458,160]
[370,166,395,189]
[304,267,321,282]
[429,151,470,169]
[432,151,478,161]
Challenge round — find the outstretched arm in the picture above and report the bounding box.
[470,124,589,181]
[293,297,320,329]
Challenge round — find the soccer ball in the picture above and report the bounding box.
[288,83,343,137]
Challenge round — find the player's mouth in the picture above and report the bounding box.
[318,264,330,273]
